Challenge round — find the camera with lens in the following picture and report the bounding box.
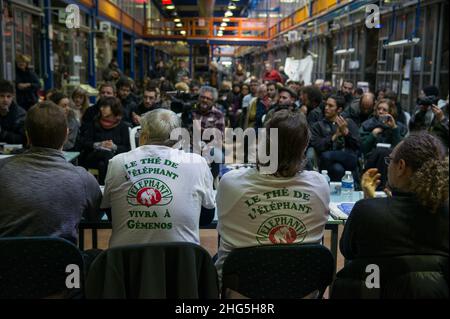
[417,95,439,107]
[167,91,196,114]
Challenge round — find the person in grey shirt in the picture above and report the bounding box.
[0,101,102,244]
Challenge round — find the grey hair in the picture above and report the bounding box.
[140,109,181,146]
[199,85,218,101]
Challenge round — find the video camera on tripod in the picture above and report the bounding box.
[166,90,197,114]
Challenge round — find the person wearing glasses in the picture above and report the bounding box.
[191,86,225,134]
[335,131,449,298]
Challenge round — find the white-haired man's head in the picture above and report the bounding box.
[139,109,181,146]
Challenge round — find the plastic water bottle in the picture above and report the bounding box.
[341,171,354,202]
[321,170,331,191]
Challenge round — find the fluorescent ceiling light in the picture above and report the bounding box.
[334,48,355,55]
[383,38,420,49]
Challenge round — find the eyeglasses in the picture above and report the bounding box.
[200,95,213,101]
[384,156,393,165]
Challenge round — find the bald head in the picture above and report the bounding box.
[360,92,376,115]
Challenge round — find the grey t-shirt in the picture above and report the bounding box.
[0,147,102,244]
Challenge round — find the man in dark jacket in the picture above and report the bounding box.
[15,54,41,111]
[300,85,324,125]
[311,95,360,181]
[131,86,162,126]
[342,92,376,127]
[0,80,26,145]
[116,78,137,126]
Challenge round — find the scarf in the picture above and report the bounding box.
[99,116,121,129]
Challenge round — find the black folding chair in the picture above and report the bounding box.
[0,237,85,298]
[86,242,219,298]
[222,244,334,299]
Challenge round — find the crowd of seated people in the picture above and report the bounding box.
[0,57,449,299]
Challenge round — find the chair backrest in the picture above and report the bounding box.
[221,244,334,299]
[129,125,141,150]
[0,237,85,298]
[331,255,449,299]
[403,111,411,127]
[86,241,219,298]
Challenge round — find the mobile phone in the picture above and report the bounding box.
[379,115,390,123]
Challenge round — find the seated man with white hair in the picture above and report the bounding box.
[101,109,216,247]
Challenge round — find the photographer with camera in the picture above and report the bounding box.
[409,85,449,148]
[360,98,408,190]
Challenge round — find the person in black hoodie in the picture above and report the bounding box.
[78,96,130,185]
[15,54,41,111]
[0,80,26,145]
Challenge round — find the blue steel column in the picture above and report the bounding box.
[146,46,151,75]
[138,45,144,80]
[117,28,124,71]
[87,9,96,88]
[43,0,54,90]
[130,35,135,79]
[189,44,193,77]
[0,0,4,78]
[149,46,155,69]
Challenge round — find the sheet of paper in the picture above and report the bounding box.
[401,80,410,95]
[404,59,411,79]
[393,53,400,72]
[392,79,399,93]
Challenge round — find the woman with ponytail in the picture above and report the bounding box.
[335,131,448,298]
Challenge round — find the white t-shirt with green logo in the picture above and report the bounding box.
[215,168,330,278]
[101,145,215,248]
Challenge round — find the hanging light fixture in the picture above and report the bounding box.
[166,5,175,10]
[174,18,181,23]
[176,23,183,27]
[224,10,233,17]
[228,2,237,10]
[220,22,227,27]
[222,18,230,22]
[180,30,186,35]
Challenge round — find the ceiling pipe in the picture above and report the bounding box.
[198,0,216,17]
